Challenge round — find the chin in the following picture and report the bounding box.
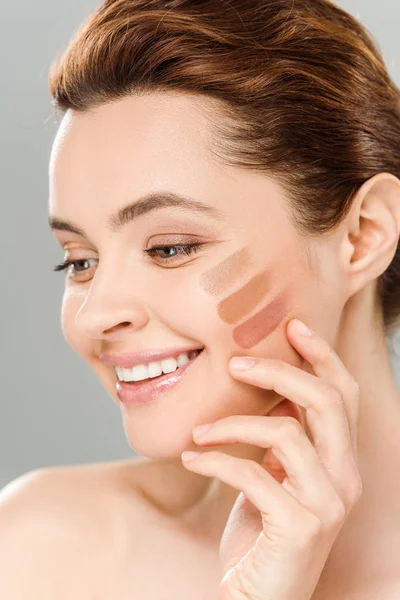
[120,418,202,460]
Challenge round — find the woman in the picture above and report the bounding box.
[1,0,400,598]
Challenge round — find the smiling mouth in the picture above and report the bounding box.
[118,349,204,385]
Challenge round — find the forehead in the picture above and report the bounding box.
[49,92,219,200]
[48,92,293,246]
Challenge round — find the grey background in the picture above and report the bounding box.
[1,1,400,490]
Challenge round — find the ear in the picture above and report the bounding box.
[344,172,400,299]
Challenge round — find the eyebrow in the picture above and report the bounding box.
[48,191,224,236]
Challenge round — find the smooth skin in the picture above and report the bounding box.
[1,92,400,598]
[183,317,362,600]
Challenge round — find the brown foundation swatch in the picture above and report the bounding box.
[217,270,271,324]
[199,247,252,295]
[233,292,288,349]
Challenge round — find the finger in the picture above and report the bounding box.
[228,359,360,502]
[181,450,323,534]
[193,415,346,524]
[286,319,360,452]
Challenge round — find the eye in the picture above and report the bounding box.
[144,243,203,263]
[52,243,204,280]
[52,258,97,281]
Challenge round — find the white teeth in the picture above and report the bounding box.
[177,353,190,367]
[147,361,163,378]
[123,365,148,382]
[115,350,201,382]
[160,357,178,373]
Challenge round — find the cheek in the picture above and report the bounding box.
[232,289,289,349]
[165,278,229,343]
[211,268,291,351]
[203,264,314,363]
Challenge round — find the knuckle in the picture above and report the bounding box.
[278,416,304,438]
[325,498,347,527]
[323,383,343,407]
[348,475,364,505]
[240,459,266,481]
[203,450,220,462]
[300,513,323,542]
[318,343,337,366]
[219,415,239,427]
[268,358,284,368]
[348,378,360,399]
[265,359,285,374]
[342,460,363,504]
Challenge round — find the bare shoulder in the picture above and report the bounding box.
[0,457,150,537]
[0,458,148,598]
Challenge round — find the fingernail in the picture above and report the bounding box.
[229,357,256,370]
[294,319,313,336]
[182,451,201,462]
[193,423,213,436]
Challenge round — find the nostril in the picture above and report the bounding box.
[104,322,131,335]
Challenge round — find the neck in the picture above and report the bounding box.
[313,287,400,591]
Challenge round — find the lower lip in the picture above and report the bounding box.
[116,351,203,406]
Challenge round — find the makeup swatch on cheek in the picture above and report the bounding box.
[199,247,288,350]
[199,247,253,295]
[217,270,271,324]
[232,291,288,349]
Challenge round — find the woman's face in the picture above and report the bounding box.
[48,92,345,457]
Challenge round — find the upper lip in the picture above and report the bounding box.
[100,346,204,369]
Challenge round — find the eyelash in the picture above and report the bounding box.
[52,243,203,276]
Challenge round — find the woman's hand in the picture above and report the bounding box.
[181,318,363,600]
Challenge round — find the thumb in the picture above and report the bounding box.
[267,397,304,421]
[260,398,304,482]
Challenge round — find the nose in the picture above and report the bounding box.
[74,267,150,341]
